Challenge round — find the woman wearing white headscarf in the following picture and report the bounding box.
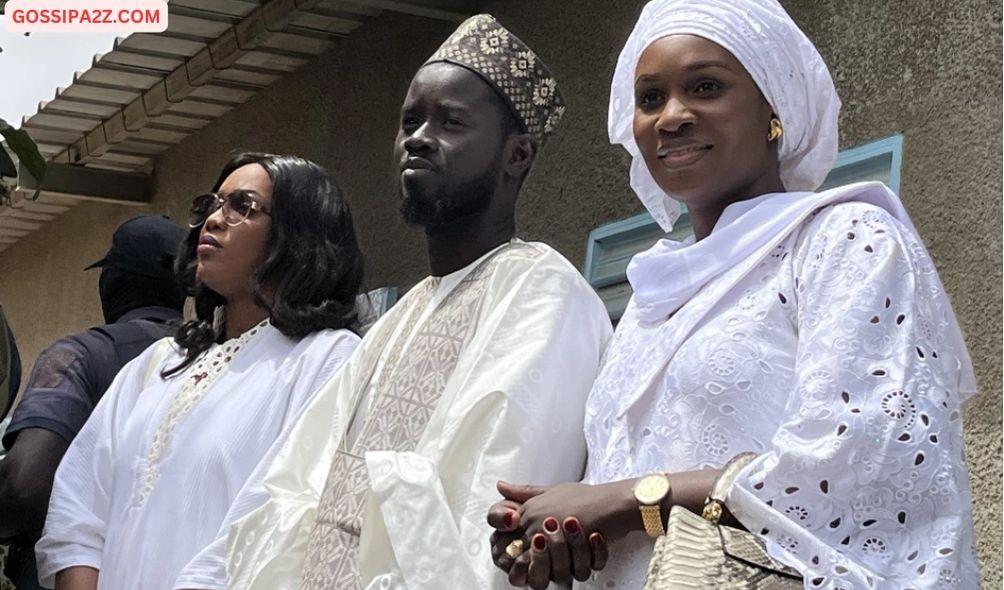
[486,1,980,588]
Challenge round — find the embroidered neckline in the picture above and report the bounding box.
[217,318,271,344]
[134,318,270,505]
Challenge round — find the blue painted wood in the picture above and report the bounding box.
[584,213,673,288]
[820,134,903,194]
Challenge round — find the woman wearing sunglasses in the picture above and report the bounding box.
[36,153,365,590]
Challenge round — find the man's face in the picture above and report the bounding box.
[394,62,510,231]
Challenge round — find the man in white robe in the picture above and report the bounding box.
[225,14,612,590]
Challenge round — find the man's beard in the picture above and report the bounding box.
[398,165,498,232]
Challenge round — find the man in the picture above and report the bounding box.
[225,14,612,590]
[0,215,185,590]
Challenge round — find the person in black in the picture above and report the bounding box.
[0,303,22,421]
[0,215,186,590]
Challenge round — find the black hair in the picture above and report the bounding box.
[163,152,364,378]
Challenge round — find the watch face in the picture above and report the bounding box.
[634,474,670,505]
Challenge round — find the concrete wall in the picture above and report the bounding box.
[0,0,999,585]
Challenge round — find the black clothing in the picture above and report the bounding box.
[0,305,21,419]
[98,267,186,325]
[3,307,180,449]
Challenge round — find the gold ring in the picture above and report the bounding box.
[505,539,525,559]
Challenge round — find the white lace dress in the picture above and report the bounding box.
[582,202,979,589]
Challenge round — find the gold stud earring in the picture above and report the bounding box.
[767,118,783,142]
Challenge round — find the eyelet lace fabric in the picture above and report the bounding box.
[581,203,979,589]
[134,319,270,505]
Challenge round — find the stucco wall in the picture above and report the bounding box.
[0,0,999,585]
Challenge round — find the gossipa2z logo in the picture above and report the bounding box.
[2,0,168,33]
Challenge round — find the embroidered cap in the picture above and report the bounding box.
[425,14,566,145]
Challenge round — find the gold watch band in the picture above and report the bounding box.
[639,504,665,538]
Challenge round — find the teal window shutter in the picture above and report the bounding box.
[583,213,690,320]
[818,134,903,193]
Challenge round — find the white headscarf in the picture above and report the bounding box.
[610,0,977,399]
[608,0,840,232]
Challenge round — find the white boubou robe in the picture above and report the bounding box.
[36,323,360,590]
[582,190,979,589]
[225,240,612,590]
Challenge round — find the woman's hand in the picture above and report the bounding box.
[488,485,536,576]
[487,470,720,587]
[488,480,626,587]
[506,516,609,588]
[507,479,638,544]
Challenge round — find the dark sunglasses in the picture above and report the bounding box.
[188,190,271,228]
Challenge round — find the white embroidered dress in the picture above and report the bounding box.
[582,201,979,589]
[36,322,360,590]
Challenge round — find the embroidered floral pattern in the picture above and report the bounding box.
[479,27,509,54]
[509,50,535,77]
[582,204,978,589]
[532,78,557,106]
[425,14,566,144]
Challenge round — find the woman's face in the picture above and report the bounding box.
[632,34,780,212]
[195,163,273,300]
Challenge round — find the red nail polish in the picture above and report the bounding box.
[590,533,604,547]
[533,534,547,551]
[543,517,559,534]
[504,511,514,528]
[563,518,580,535]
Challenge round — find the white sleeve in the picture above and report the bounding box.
[363,253,612,589]
[35,340,172,588]
[173,331,360,590]
[223,325,386,590]
[727,205,980,589]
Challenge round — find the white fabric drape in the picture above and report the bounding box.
[225,241,612,590]
[625,182,975,400]
[36,325,359,590]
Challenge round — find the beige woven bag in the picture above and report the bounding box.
[644,453,803,589]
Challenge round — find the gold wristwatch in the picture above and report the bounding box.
[632,473,671,538]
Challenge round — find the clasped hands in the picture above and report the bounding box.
[487,480,629,589]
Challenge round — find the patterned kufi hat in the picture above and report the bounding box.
[425,14,566,145]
